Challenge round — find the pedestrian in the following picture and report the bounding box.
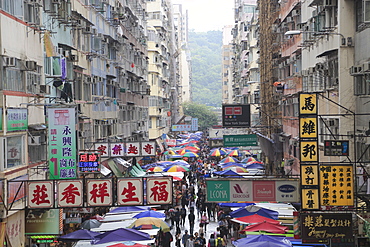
[182,230,190,247]
[174,208,181,228]
[181,206,187,226]
[188,209,196,235]
[215,234,225,247]
[198,223,204,235]
[176,233,181,247]
[187,235,195,247]
[199,233,206,247]
[162,231,173,247]
[208,234,216,247]
[200,213,209,232]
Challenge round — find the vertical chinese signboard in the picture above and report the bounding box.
[78,152,100,173]
[319,165,354,206]
[299,93,319,210]
[48,107,77,179]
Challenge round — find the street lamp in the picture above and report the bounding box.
[284,30,347,46]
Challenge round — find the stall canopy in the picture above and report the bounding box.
[94,228,151,245]
[57,229,100,241]
[230,205,279,219]
[233,235,292,247]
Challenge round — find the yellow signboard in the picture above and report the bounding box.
[300,141,318,162]
[300,94,317,115]
[320,165,354,206]
[301,165,319,186]
[302,188,320,210]
[300,117,317,139]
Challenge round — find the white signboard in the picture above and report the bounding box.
[117,178,144,206]
[110,143,125,157]
[229,180,253,201]
[57,180,83,207]
[27,181,54,208]
[209,128,251,139]
[141,142,156,156]
[146,177,173,205]
[86,179,113,207]
[95,143,109,157]
[275,180,299,202]
[126,142,141,156]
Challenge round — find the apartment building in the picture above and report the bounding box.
[0,0,179,244]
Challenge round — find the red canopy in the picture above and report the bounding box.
[240,221,288,234]
[235,214,280,224]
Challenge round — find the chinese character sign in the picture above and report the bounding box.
[319,165,354,206]
[301,165,319,186]
[300,117,317,139]
[146,177,172,205]
[110,143,125,157]
[48,108,77,179]
[141,142,156,156]
[95,143,109,157]
[126,142,140,156]
[87,179,112,206]
[27,181,54,208]
[299,94,317,115]
[7,108,28,132]
[117,178,143,205]
[78,152,101,173]
[57,180,83,207]
[300,141,318,162]
[301,188,320,210]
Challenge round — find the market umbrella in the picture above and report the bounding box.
[58,229,100,241]
[220,157,240,163]
[163,150,176,155]
[108,243,149,247]
[241,157,256,163]
[220,162,245,168]
[213,170,242,177]
[182,152,199,158]
[230,206,279,219]
[234,214,280,224]
[134,210,165,219]
[81,219,102,230]
[108,206,150,214]
[224,166,248,173]
[210,149,227,156]
[240,241,291,247]
[233,235,292,247]
[147,166,163,172]
[94,228,151,245]
[245,163,265,170]
[228,150,242,157]
[90,215,105,220]
[163,165,190,172]
[129,217,170,232]
[240,221,288,234]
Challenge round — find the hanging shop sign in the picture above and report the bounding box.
[205,179,299,203]
[7,108,28,132]
[26,177,172,209]
[299,117,317,139]
[94,141,156,158]
[48,107,77,179]
[324,140,349,156]
[78,152,101,173]
[223,134,258,147]
[172,124,192,132]
[25,209,60,235]
[300,141,318,162]
[222,104,251,128]
[300,213,354,246]
[299,94,317,115]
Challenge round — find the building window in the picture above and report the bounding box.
[6,136,24,169]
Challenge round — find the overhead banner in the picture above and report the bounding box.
[205,179,299,203]
[94,141,156,157]
[223,134,258,147]
[48,107,77,179]
[26,177,172,209]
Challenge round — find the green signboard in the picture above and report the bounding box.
[7,108,28,132]
[206,180,230,202]
[223,134,258,147]
[48,107,77,179]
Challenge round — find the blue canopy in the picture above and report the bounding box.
[219,162,244,167]
[58,229,100,241]
[133,210,165,219]
[233,235,291,247]
[214,170,242,176]
[230,205,279,219]
[243,241,292,247]
[109,206,150,214]
[245,163,265,169]
[94,228,151,245]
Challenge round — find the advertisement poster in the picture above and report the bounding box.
[25,209,60,235]
[7,108,28,132]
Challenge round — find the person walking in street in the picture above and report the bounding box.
[187,235,195,247]
[180,206,187,226]
[174,208,181,229]
[200,213,209,232]
[208,234,216,247]
[182,230,190,247]
[215,234,225,247]
[188,209,196,235]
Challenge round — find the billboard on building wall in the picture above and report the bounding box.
[48,107,77,179]
[25,209,60,235]
[222,104,250,128]
[7,108,28,132]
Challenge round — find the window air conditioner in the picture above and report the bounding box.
[28,136,41,145]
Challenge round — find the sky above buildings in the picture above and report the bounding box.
[173,0,234,32]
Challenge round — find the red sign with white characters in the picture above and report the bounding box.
[141,142,156,156]
[57,180,83,207]
[126,142,140,156]
[27,181,54,208]
[110,143,125,157]
[252,180,276,201]
[95,143,109,157]
[86,179,112,207]
[146,177,173,205]
[117,178,144,206]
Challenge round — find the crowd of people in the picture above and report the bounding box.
[154,137,243,247]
